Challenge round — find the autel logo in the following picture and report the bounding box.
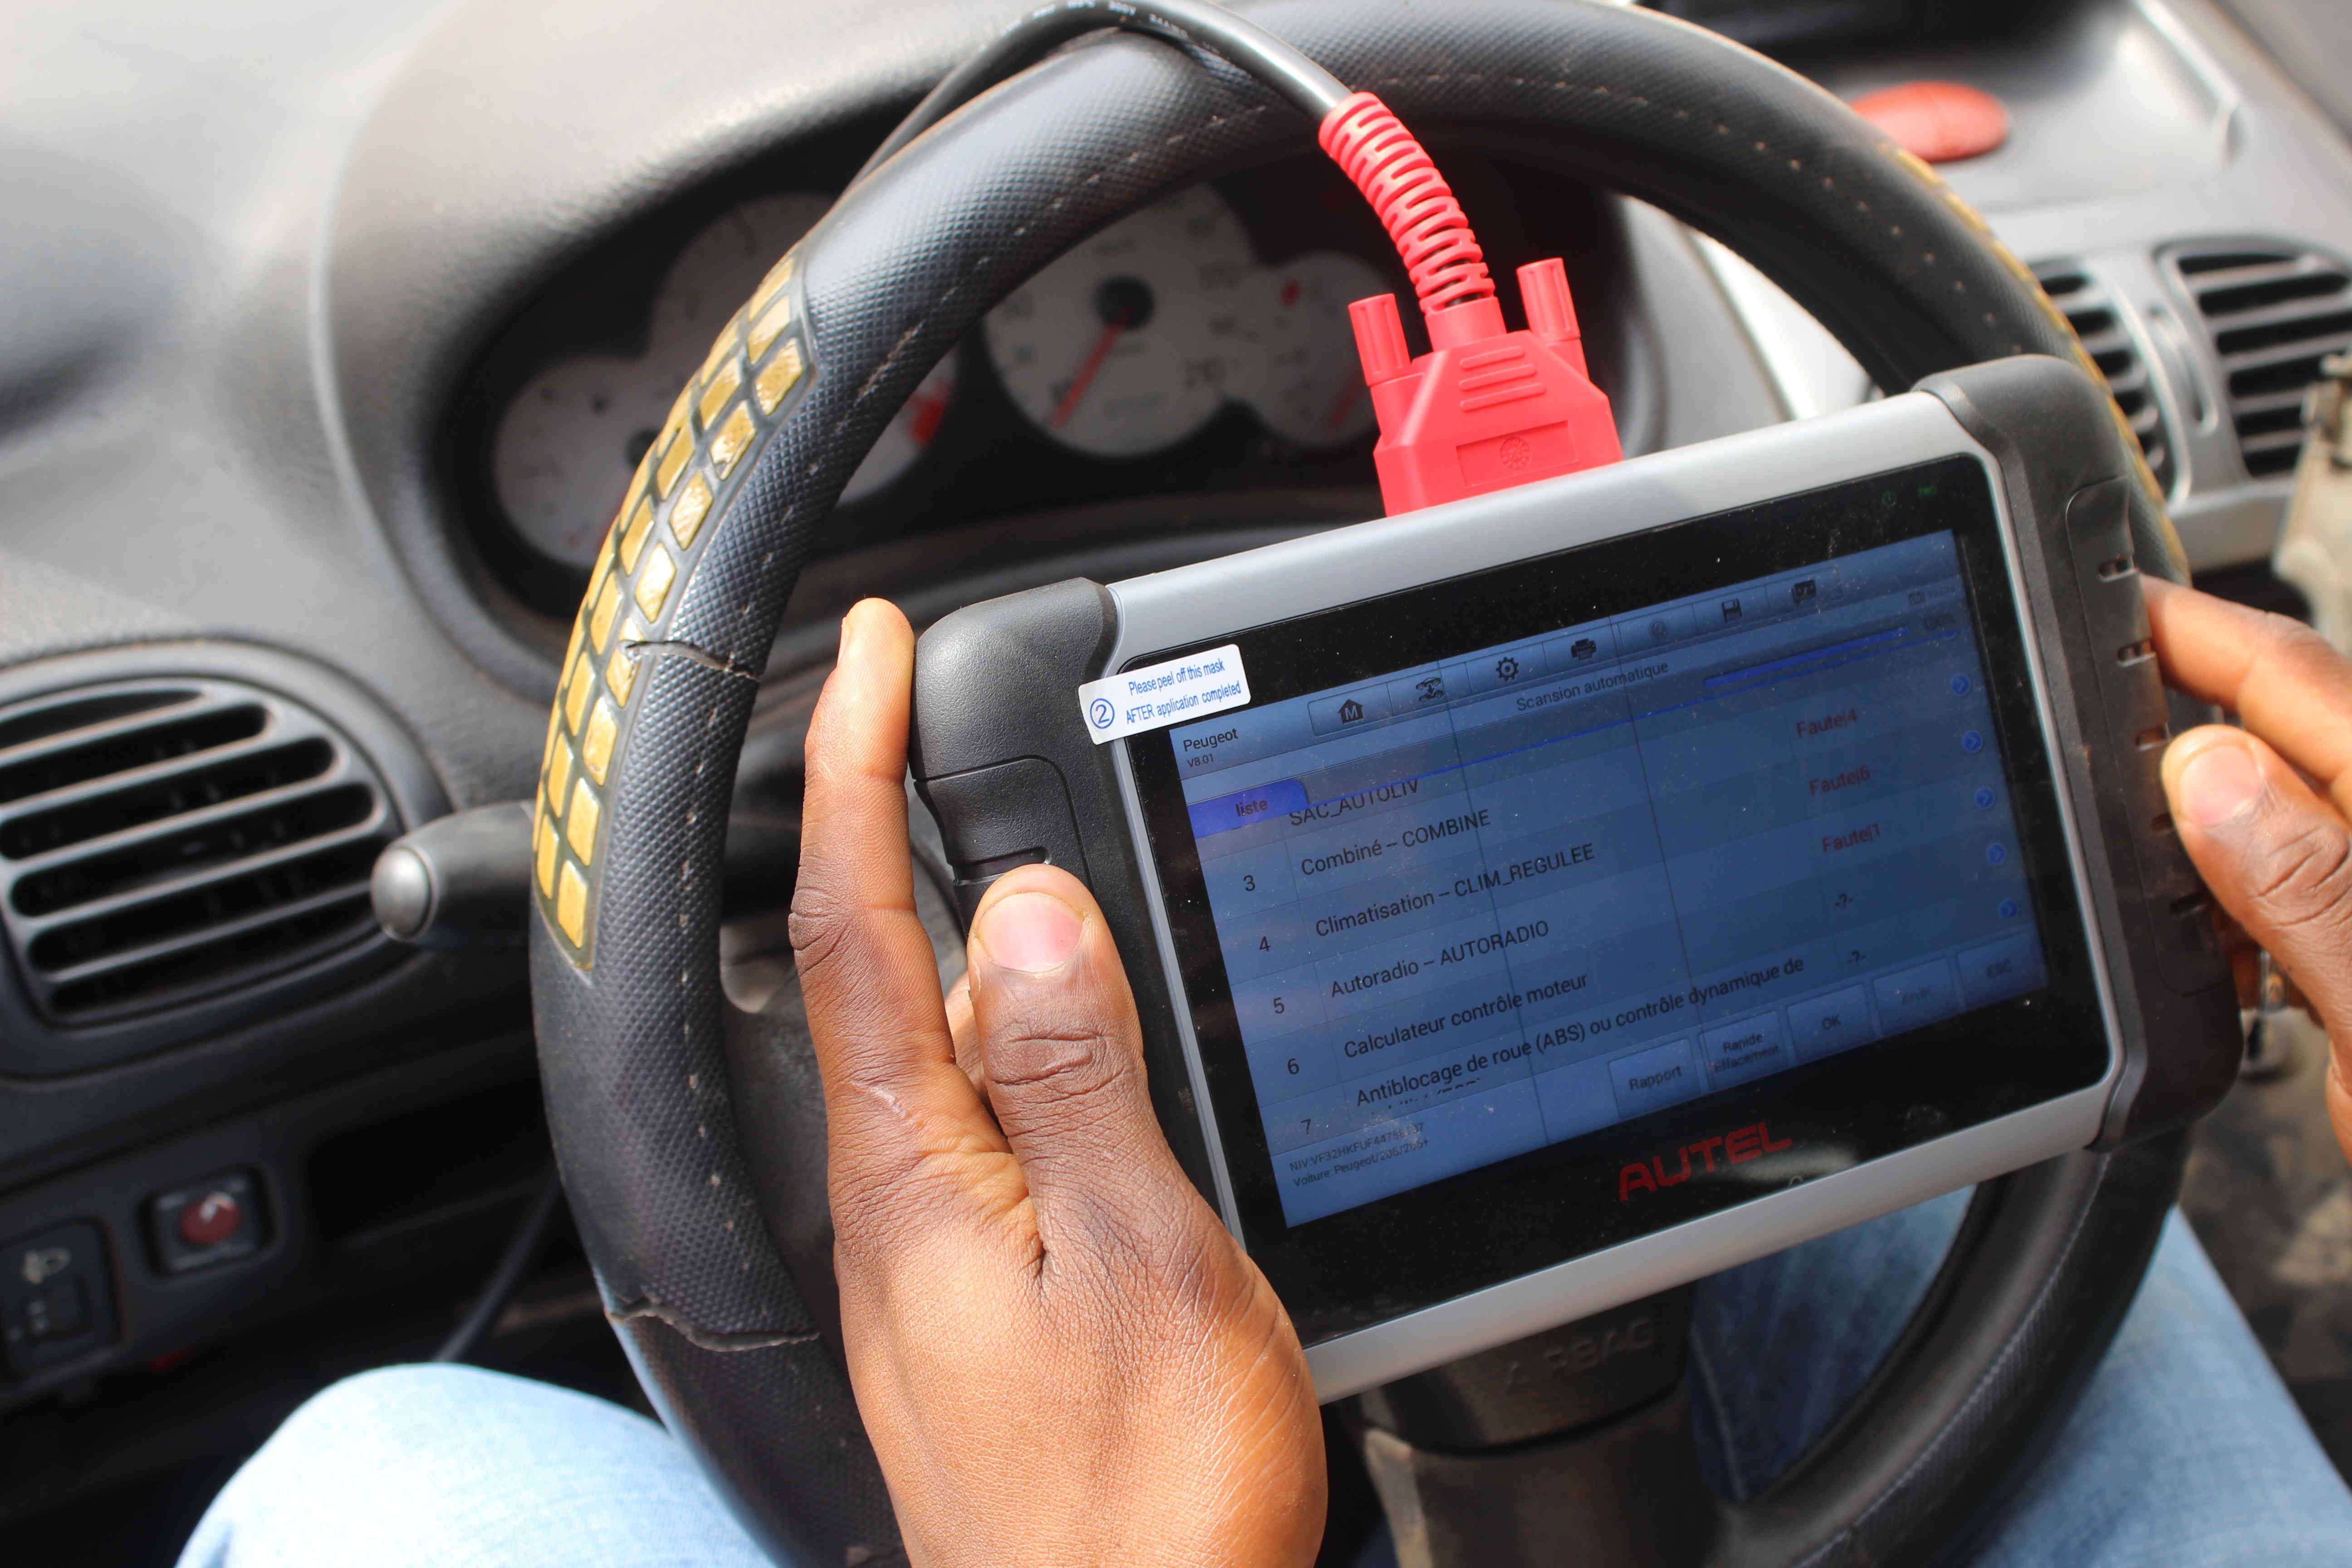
[1618,1122,1794,1200]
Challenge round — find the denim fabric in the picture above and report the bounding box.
[181,1209,2352,1568]
[175,1365,774,1568]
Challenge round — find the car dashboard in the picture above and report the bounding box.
[2,0,2350,1555]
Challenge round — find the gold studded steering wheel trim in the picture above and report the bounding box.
[529,252,808,968]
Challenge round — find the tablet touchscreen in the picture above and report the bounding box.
[1127,456,2109,1338]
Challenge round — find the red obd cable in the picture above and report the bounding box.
[1318,93,1496,314]
[1318,92,1622,514]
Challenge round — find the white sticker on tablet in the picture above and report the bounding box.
[1078,644,1251,744]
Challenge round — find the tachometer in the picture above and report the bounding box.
[492,193,956,571]
[1246,251,1387,448]
[983,185,1255,458]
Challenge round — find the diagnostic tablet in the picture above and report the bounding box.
[911,357,2239,1397]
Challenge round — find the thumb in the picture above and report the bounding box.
[964,864,1203,1250]
[2162,726,2352,1113]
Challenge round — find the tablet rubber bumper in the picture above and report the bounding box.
[1917,362,2240,1145]
[911,578,1225,1204]
[920,759,1090,926]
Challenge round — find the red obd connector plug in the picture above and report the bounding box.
[1319,92,1621,514]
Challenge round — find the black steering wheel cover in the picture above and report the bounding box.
[1708,1137,2186,1567]
[527,4,2185,1562]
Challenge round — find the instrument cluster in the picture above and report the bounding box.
[448,152,1616,624]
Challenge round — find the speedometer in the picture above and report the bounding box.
[984,185,1389,460]
[983,186,1255,458]
[493,193,956,571]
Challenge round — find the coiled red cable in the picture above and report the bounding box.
[1318,92,1495,315]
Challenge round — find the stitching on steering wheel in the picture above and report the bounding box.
[1802,1163,2111,1565]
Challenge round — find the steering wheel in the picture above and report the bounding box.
[525,2,2190,1562]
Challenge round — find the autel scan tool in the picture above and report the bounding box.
[908,81,2244,1394]
[915,358,2240,1396]
[523,1,2248,1554]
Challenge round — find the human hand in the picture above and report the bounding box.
[2145,578,2352,1152]
[789,598,1326,1568]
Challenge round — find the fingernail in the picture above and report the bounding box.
[975,891,1083,974]
[2177,743,2264,828]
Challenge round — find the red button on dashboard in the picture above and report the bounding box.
[1848,82,2010,165]
[177,1191,243,1248]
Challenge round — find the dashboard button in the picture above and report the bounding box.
[24,1278,88,1341]
[178,1192,243,1249]
[0,1222,116,1377]
[149,1170,267,1275]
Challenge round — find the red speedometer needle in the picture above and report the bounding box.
[1051,318,1127,430]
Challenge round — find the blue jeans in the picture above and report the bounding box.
[177,1205,2352,1567]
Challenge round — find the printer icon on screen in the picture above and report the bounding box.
[1570,637,1598,661]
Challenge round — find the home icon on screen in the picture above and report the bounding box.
[1338,697,1365,724]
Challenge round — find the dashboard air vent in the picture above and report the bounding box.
[2033,263,2175,495]
[2168,242,2352,479]
[0,678,399,1025]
